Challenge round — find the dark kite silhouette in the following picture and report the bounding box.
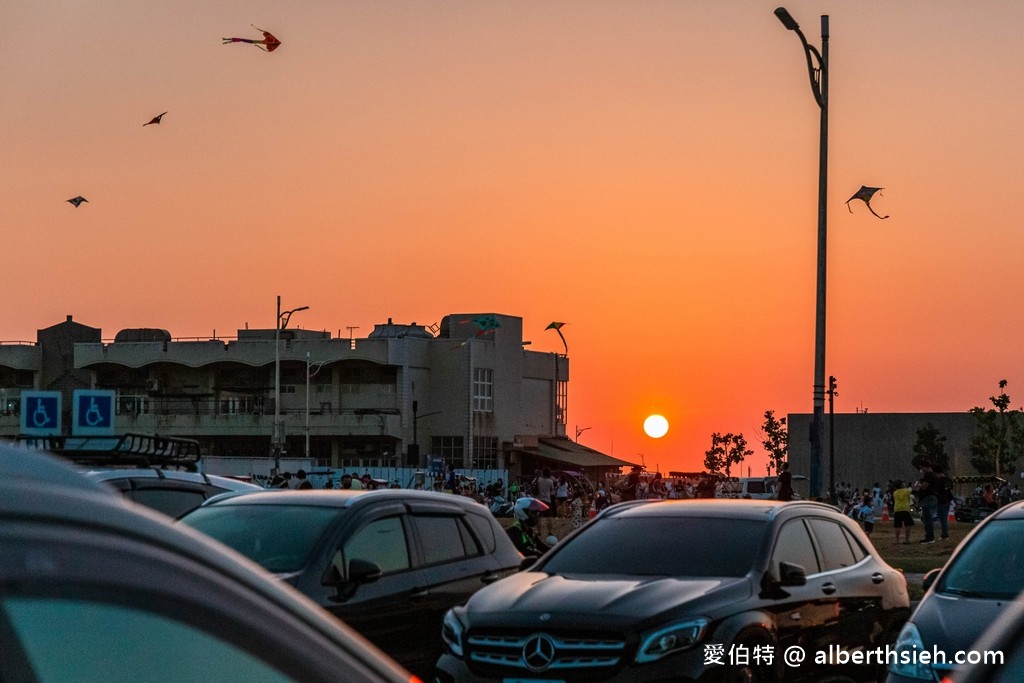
[143,112,167,126]
[846,186,889,219]
[66,196,88,207]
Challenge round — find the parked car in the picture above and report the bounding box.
[0,444,415,683]
[886,499,1024,683]
[944,591,1024,682]
[179,488,525,678]
[718,475,807,500]
[437,498,910,683]
[85,467,263,517]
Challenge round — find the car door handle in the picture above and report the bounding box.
[821,582,837,595]
[410,588,429,599]
[871,572,884,584]
[481,572,502,584]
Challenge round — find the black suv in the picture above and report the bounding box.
[437,499,910,682]
[180,488,525,678]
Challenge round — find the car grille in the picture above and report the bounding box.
[466,630,626,673]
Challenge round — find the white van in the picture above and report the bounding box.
[718,475,805,500]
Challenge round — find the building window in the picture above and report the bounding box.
[432,436,465,468]
[473,436,498,470]
[473,368,493,413]
[556,379,567,427]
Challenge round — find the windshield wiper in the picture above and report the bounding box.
[943,587,984,597]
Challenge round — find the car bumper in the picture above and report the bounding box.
[434,651,711,683]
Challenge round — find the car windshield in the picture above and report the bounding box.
[937,519,1024,600]
[539,516,766,577]
[181,504,341,573]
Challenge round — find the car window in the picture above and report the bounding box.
[746,481,766,495]
[806,518,859,571]
[463,511,497,554]
[841,526,868,562]
[539,517,766,577]
[937,519,1024,600]
[772,520,820,575]
[413,515,475,565]
[130,487,208,517]
[343,516,411,575]
[181,504,340,573]
[1,596,295,683]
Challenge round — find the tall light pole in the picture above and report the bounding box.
[827,375,838,504]
[273,296,309,471]
[305,352,328,458]
[775,7,828,499]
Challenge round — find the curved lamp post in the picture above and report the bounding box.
[775,7,829,499]
[273,296,309,471]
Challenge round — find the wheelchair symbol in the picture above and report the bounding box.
[32,400,51,427]
[84,398,105,426]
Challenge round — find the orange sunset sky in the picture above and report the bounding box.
[4,1,1023,474]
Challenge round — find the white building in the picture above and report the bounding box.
[1,313,574,476]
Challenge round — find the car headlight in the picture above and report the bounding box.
[887,622,933,680]
[635,617,709,664]
[442,607,466,658]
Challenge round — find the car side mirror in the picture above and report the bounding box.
[321,556,381,603]
[348,558,382,585]
[779,561,807,587]
[922,567,941,592]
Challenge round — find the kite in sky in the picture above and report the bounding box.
[222,27,281,52]
[846,186,889,220]
[143,112,167,126]
[66,196,88,207]
[546,322,568,355]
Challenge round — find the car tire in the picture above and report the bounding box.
[720,630,775,683]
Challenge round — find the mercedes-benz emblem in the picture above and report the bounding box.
[522,634,556,672]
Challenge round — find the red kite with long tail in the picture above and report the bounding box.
[223,26,281,52]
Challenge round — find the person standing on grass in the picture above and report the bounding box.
[892,480,915,544]
[933,464,953,541]
[914,460,938,544]
[777,461,794,501]
[858,495,876,536]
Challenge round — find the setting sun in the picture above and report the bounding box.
[643,414,669,439]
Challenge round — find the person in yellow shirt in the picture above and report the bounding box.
[892,480,915,544]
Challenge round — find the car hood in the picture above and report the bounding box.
[913,592,1014,655]
[462,571,750,629]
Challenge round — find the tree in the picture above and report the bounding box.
[704,432,752,477]
[726,433,753,477]
[760,410,789,476]
[911,422,949,472]
[704,432,727,475]
[969,379,1024,477]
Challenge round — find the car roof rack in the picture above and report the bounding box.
[12,432,202,471]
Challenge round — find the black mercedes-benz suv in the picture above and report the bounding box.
[436,498,910,682]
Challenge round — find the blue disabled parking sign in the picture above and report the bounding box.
[21,392,62,436]
[72,390,116,437]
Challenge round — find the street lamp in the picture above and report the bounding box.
[575,425,592,441]
[410,400,441,468]
[775,7,829,498]
[273,296,309,471]
[305,352,328,458]
[827,375,838,504]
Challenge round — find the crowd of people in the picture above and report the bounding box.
[833,461,1022,543]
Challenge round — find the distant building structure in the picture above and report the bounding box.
[787,411,982,499]
[0,313,633,480]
